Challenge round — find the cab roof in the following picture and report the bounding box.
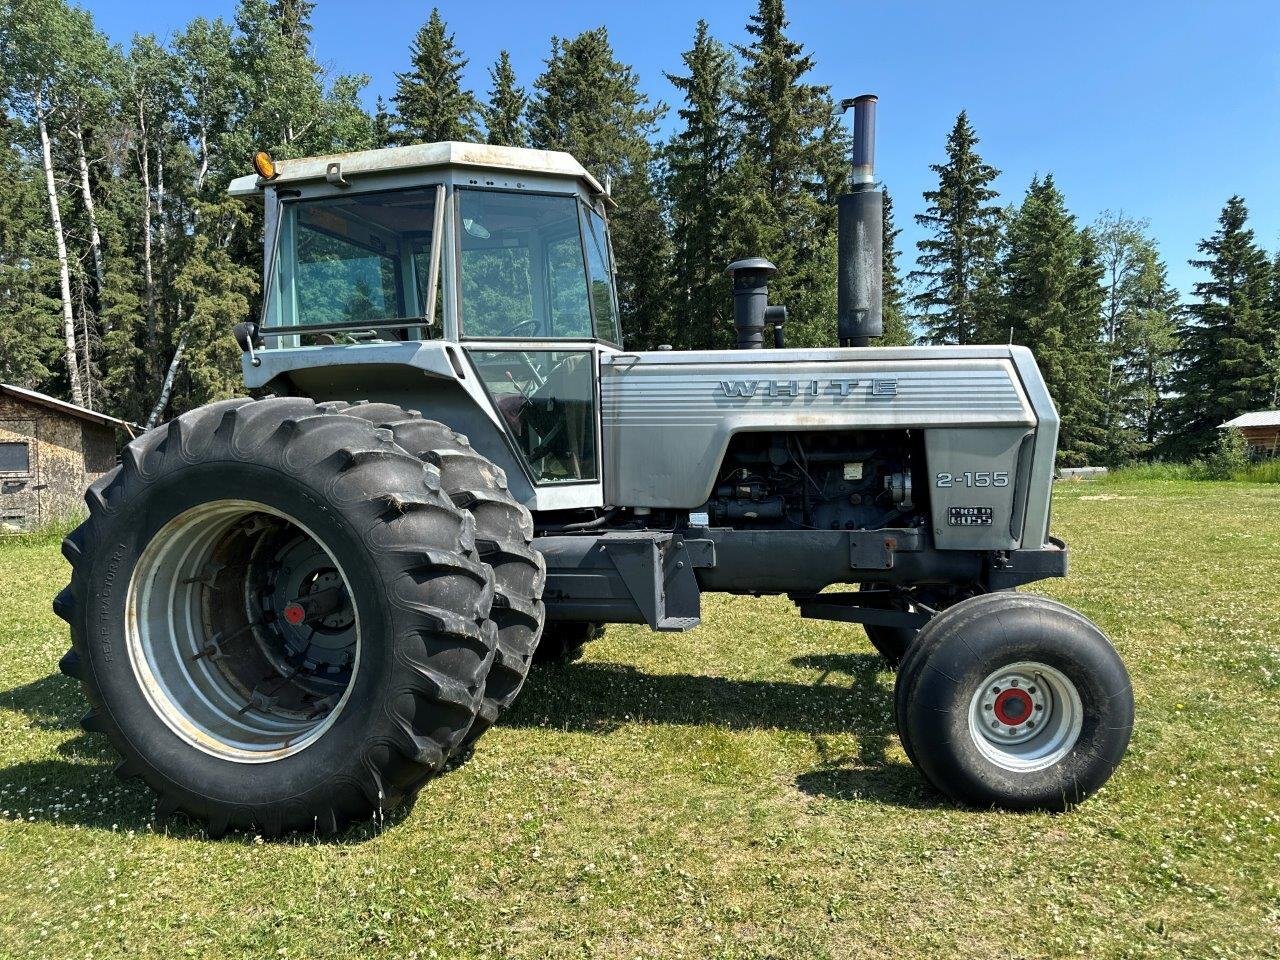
[227,141,609,201]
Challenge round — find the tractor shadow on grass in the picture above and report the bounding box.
[0,673,424,841]
[507,651,944,810]
[1,650,942,832]
[0,672,157,833]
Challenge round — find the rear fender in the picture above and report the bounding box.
[243,341,537,505]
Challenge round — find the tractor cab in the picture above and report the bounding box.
[230,143,620,501]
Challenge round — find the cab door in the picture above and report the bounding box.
[454,185,615,510]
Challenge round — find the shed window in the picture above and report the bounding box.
[0,442,30,474]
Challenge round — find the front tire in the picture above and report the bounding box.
[859,581,916,666]
[532,621,603,665]
[55,398,497,836]
[862,582,977,667]
[895,593,1133,810]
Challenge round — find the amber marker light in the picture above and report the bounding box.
[253,150,278,180]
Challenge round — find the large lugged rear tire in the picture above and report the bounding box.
[895,593,1133,810]
[54,397,497,836]
[326,402,545,747]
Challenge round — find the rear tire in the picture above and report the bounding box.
[327,402,545,748]
[532,621,603,665]
[895,593,1133,810]
[55,397,497,836]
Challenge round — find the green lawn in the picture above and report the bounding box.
[1,479,1277,959]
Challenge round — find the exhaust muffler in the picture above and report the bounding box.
[837,94,883,348]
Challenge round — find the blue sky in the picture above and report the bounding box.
[88,0,1280,300]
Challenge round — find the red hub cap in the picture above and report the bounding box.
[282,602,306,626]
[993,688,1034,727]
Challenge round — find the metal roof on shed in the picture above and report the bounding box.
[228,141,608,199]
[0,384,131,430]
[1220,410,1280,429]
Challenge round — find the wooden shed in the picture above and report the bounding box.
[0,384,130,532]
[1220,410,1280,457]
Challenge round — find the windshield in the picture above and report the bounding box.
[458,189,594,339]
[264,185,442,341]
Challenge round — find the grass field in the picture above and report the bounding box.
[1,479,1278,959]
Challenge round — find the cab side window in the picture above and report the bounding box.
[469,350,597,484]
[458,190,592,339]
[582,208,620,345]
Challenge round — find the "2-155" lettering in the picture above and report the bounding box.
[935,471,1009,488]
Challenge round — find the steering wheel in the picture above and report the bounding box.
[498,318,541,338]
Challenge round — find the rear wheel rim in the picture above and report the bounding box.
[967,661,1082,772]
[125,500,360,763]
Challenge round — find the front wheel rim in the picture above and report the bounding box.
[967,661,1083,772]
[125,500,361,764]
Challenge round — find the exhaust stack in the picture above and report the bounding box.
[837,94,883,347]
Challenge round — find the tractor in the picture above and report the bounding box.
[54,96,1133,836]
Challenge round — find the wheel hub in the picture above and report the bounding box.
[252,533,356,693]
[979,672,1048,744]
[968,661,1083,771]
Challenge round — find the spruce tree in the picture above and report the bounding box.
[726,0,847,347]
[0,124,61,388]
[664,20,738,349]
[269,0,314,55]
[99,247,149,425]
[391,8,480,145]
[172,197,259,406]
[616,161,673,349]
[911,111,1003,344]
[374,96,393,147]
[483,51,528,147]
[530,29,661,180]
[880,188,913,345]
[1268,251,1280,408]
[1165,196,1274,457]
[999,176,1107,465]
[529,28,668,347]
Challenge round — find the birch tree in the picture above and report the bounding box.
[2,0,89,403]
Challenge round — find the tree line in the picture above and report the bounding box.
[0,0,1276,462]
